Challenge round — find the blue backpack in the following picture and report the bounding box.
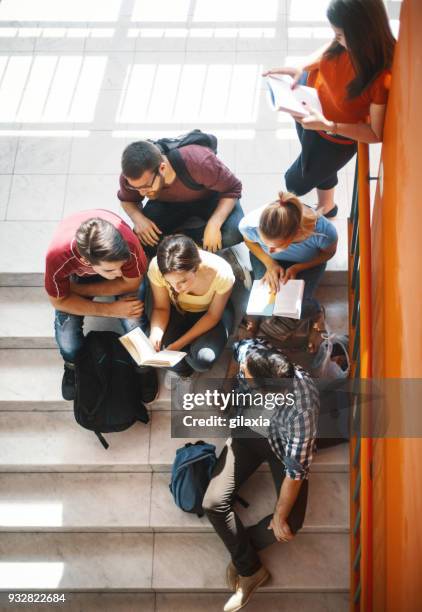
[169,441,217,517]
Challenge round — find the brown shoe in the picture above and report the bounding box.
[223,566,270,611]
[226,561,238,591]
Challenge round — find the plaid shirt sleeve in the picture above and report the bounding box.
[269,369,319,481]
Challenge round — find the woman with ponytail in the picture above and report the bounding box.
[147,234,235,380]
[263,0,395,217]
[239,191,337,339]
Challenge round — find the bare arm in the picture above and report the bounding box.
[149,283,171,350]
[203,197,237,252]
[166,289,233,351]
[329,103,387,143]
[49,292,144,319]
[70,275,141,297]
[121,200,162,246]
[297,102,387,144]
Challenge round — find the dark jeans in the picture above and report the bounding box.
[162,301,235,376]
[285,121,357,195]
[141,195,244,257]
[203,433,308,577]
[250,253,325,320]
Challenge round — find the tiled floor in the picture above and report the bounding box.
[0,0,401,273]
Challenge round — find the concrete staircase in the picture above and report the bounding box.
[0,279,350,611]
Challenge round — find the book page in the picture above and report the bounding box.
[119,327,155,365]
[246,280,276,316]
[145,349,186,368]
[274,279,305,319]
[265,75,322,117]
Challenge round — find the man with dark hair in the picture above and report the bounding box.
[45,209,157,402]
[118,140,245,259]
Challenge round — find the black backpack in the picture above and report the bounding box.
[150,129,218,191]
[74,331,149,449]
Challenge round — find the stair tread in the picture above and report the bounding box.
[0,532,349,591]
[0,411,349,472]
[0,471,349,532]
[0,221,348,277]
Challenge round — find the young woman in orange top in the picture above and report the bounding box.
[264,0,395,217]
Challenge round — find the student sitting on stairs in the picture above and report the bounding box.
[147,234,236,394]
[44,209,158,403]
[203,337,319,612]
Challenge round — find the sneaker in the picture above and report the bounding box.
[164,370,179,391]
[62,362,75,401]
[221,247,252,290]
[136,366,159,403]
[223,566,270,612]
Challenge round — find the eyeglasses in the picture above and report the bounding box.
[124,166,160,192]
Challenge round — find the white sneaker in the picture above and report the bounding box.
[164,370,179,391]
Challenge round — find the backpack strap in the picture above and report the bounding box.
[167,148,205,191]
[95,431,109,450]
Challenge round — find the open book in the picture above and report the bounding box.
[119,327,186,367]
[246,279,305,319]
[265,74,322,118]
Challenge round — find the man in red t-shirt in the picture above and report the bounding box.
[45,209,157,401]
[117,140,245,261]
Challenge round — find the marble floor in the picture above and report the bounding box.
[0,0,401,274]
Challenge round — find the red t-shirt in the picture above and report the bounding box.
[117,144,242,205]
[45,209,147,298]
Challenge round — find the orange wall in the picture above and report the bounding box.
[371,0,422,609]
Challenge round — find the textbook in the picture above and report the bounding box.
[246,279,305,319]
[119,327,186,367]
[265,74,322,118]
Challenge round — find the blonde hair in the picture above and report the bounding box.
[259,191,318,242]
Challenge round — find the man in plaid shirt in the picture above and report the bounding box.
[203,337,319,612]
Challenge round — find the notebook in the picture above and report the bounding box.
[119,327,186,367]
[246,279,305,319]
[265,74,322,118]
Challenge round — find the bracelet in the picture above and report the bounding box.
[328,121,338,135]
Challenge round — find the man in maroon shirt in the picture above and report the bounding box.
[117,140,245,257]
[45,209,157,401]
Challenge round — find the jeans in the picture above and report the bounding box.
[203,433,308,576]
[250,253,325,320]
[141,195,244,257]
[54,275,145,364]
[285,121,357,195]
[161,301,235,376]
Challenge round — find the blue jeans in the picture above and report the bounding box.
[54,276,146,364]
[141,196,244,257]
[250,253,325,320]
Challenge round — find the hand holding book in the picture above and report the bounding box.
[120,327,186,367]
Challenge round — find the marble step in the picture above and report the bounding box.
[0,532,349,592]
[0,411,349,473]
[0,220,349,284]
[0,284,347,349]
[0,471,349,533]
[0,592,349,612]
[0,348,233,411]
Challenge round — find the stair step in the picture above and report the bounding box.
[152,532,349,591]
[0,592,348,611]
[154,593,349,612]
[0,471,348,533]
[0,348,173,410]
[0,411,349,473]
[0,532,349,591]
[0,219,348,282]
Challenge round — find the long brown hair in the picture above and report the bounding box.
[325,0,395,99]
[156,234,201,311]
[259,191,317,243]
